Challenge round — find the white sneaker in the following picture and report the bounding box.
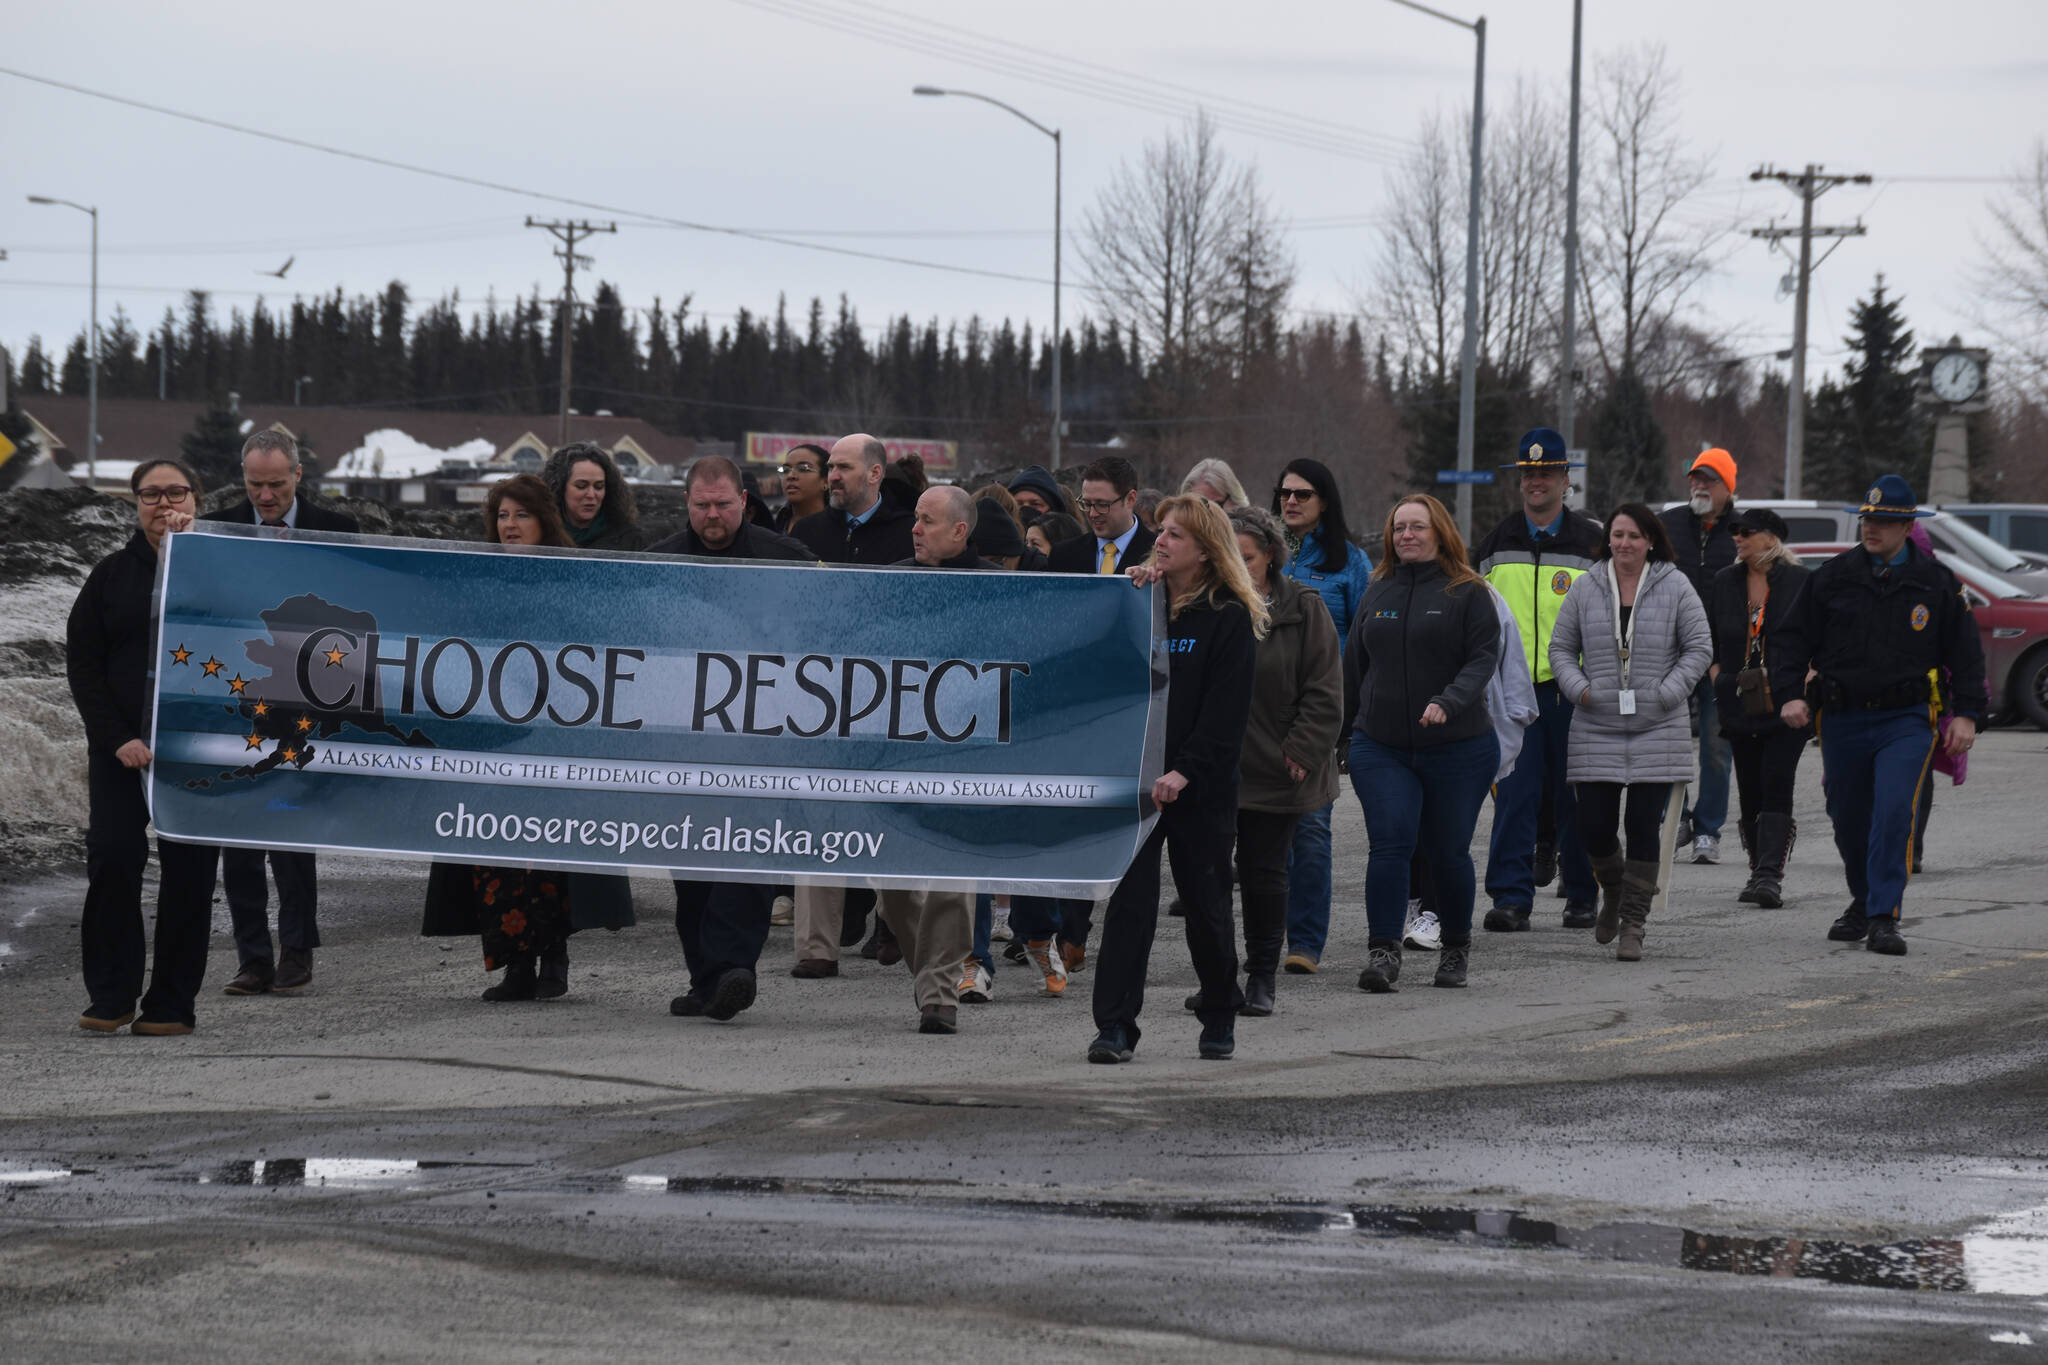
[1403,908,1442,951]
[990,907,1013,942]
[769,895,795,927]
[1691,834,1721,865]
[959,962,993,1003]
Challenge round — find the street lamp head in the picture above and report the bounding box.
[27,195,57,204]
[912,85,946,97]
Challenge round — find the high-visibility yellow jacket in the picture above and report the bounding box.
[1471,508,1605,685]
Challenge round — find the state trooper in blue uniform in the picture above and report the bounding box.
[1777,475,1986,955]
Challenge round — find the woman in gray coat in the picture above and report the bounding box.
[1549,502,1712,961]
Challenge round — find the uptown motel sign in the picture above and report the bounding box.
[743,431,959,475]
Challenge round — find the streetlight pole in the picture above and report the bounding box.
[28,195,98,485]
[1558,0,1584,450]
[1385,0,1485,542]
[915,86,1063,470]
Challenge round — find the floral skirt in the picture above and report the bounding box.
[473,865,572,969]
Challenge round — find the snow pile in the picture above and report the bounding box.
[328,430,497,479]
[65,459,146,486]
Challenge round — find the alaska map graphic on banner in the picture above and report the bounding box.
[148,526,1164,895]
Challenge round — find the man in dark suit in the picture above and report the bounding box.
[202,429,359,997]
[1045,455,1156,576]
[789,433,915,566]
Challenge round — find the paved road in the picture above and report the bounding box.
[3,730,2046,1362]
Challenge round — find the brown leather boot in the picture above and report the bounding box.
[1616,861,1660,962]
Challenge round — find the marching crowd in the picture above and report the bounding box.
[65,425,1987,1063]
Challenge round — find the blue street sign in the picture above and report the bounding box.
[1435,470,1495,485]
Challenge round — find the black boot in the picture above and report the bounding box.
[1827,900,1869,942]
[482,957,538,1002]
[1357,939,1402,993]
[535,942,568,1000]
[1748,813,1792,909]
[1239,973,1276,1016]
[1867,917,1908,955]
[1736,817,1763,903]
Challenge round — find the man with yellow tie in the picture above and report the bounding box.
[1047,456,1156,575]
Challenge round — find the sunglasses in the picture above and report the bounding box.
[1277,487,1318,502]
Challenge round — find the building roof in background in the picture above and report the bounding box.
[20,397,697,474]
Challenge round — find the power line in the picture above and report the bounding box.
[729,0,1413,165]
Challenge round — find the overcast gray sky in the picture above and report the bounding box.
[4,0,2043,396]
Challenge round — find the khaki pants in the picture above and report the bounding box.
[793,884,844,963]
[877,888,972,1010]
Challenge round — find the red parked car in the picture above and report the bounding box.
[1792,544,2048,730]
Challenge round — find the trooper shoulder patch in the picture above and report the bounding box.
[1910,603,1930,632]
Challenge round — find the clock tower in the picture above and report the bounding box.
[1917,336,1990,506]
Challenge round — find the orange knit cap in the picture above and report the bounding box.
[1688,448,1737,496]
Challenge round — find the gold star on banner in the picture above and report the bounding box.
[323,645,347,667]
[201,656,224,677]
[250,700,271,718]
[295,715,315,733]
[169,644,193,666]
[244,733,265,751]
[280,747,299,762]
[227,674,248,695]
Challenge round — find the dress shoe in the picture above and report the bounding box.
[669,992,705,1017]
[791,957,838,979]
[918,1004,958,1034]
[273,948,313,992]
[1827,903,1869,942]
[704,968,757,1021]
[132,1018,195,1036]
[1482,903,1531,932]
[222,961,273,996]
[876,938,903,967]
[78,1006,136,1033]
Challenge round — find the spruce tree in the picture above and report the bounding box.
[1803,275,1925,502]
[180,404,245,492]
[1589,362,1668,507]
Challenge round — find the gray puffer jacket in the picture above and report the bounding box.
[1549,559,1712,786]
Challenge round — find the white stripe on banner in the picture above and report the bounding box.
[168,734,1131,809]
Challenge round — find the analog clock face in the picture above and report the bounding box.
[1931,352,1983,403]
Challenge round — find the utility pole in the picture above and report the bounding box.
[1557,0,1583,448]
[1749,165,1869,497]
[525,217,616,446]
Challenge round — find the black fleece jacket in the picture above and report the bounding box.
[1342,561,1498,749]
[1161,594,1257,811]
[67,530,160,756]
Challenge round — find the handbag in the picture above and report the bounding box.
[1735,590,1774,718]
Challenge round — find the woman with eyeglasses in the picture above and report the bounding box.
[1270,458,1371,975]
[420,475,635,1001]
[1707,507,1812,908]
[66,459,223,1035]
[773,444,831,534]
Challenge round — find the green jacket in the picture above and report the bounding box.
[1469,507,1605,685]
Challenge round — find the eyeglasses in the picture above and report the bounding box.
[779,462,819,475]
[1077,498,1123,513]
[1277,487,1317,502]
[137,485,194,505]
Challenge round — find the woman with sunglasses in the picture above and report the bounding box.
[66,459,223,1035]
[1706,507,1812,908]
[1271,459,1371,975]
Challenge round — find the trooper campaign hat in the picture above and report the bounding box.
[1847,472,1936,521]
[1500,427,1584,471]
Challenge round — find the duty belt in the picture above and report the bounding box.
[1811,675,1931,713]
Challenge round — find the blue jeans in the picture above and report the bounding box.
[1821,707,1939,922]
[1350,730,1497,942]
[1487,682,1596,909]
[1283,801,1334,959]
[1685,675,1731,838]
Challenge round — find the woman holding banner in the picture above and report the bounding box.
[1548,503,1712,962]
[420,476,634,1001]
[66,458,223,1035]
[1090,496,1265,1065]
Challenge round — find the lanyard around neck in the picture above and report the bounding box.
[1606,560,1639,688]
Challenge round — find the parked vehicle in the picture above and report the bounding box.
[1937,504,2048,567]
[1680,500,2048,594]
[1791,543,2048,730]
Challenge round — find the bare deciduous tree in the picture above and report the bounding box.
[1972,139,2048,405]
[1576,43,1727,387]
[1080,113,1291,378]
